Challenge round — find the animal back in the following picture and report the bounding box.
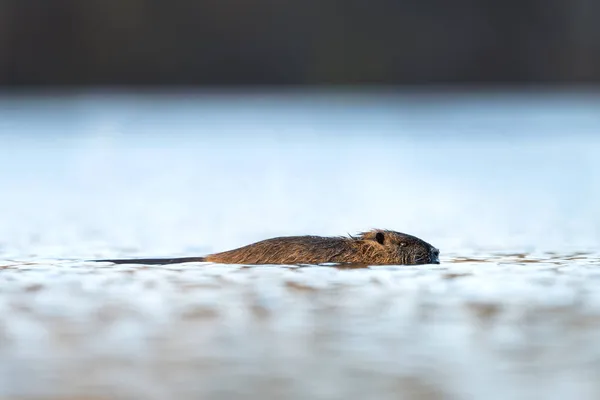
[205,235,354,265]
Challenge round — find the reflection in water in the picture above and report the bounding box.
[1,91,600,399]
[1,254,600,400]
[1,257,600,399]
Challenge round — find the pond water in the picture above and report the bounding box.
[1,89,600,399]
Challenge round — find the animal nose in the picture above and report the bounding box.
[431,248,440,264]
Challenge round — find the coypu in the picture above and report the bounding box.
[94,229,440,266]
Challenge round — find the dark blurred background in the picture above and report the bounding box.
[1,0,599,87]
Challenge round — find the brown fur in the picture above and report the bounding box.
[95,229,440,266]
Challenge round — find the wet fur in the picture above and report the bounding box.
[95,229,439,266]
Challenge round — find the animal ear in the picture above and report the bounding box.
[375,231,385,244]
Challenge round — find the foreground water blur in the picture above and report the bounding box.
[1,89,600,399]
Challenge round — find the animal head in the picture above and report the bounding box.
[354,229,440,265]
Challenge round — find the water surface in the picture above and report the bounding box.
[1,89,600,399]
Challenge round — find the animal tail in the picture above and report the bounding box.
[91,257,207,265]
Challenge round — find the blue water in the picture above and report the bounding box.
[1,89,600,257]
[1,89,600,400]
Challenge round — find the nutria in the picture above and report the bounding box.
[94,229,440,266]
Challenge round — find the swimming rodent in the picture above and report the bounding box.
[94,229,440,266]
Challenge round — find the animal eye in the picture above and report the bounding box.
[399,242,406,247]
